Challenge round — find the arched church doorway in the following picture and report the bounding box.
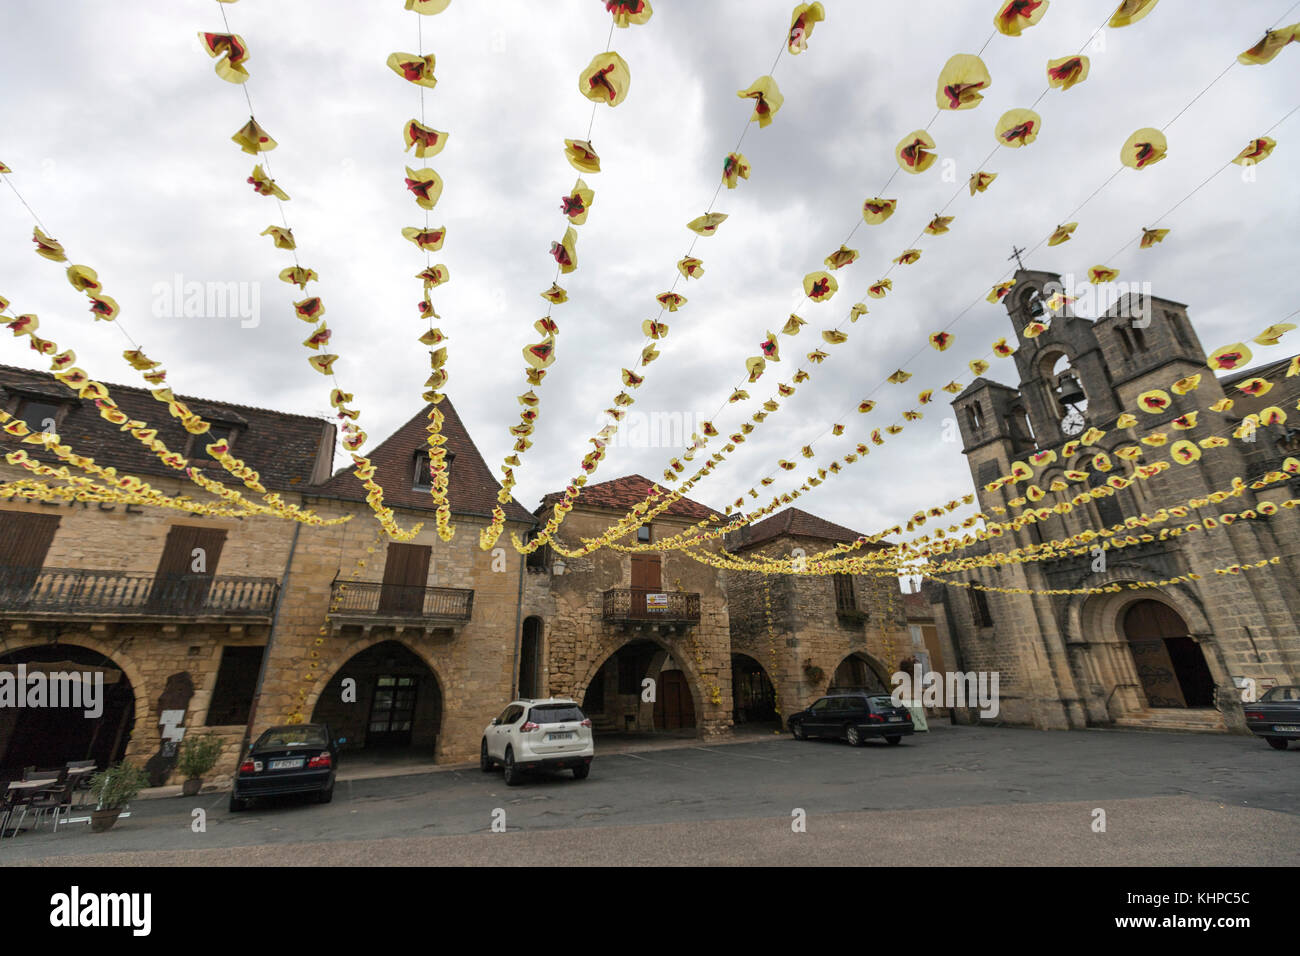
[1123,600,1215,708]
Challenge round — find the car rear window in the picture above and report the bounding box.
[529,704,585,724]
[256,726,328,749]
[868,696,902,711]
[1261,686,1300,702]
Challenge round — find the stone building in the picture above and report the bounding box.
[522,475,735,737]
[724,508,947,722]
[0,364,535,782]
[937,268,1300,733]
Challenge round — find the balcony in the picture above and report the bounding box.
[0,566,280,624]
[327,580,474,636]
[602,588,701,633]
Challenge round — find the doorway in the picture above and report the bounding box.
[1123,600,1215,708]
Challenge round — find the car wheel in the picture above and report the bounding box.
[480,738,494,771]
[503,747,521,786]
[885,735,902,746]
[846,725,862,747]
[228,794,246,813]
[573,763,590,780]
[791,721,806,740]
[1266,737,1289,750]
[317,784,334,804]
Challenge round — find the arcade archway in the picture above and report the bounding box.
[312,639,443,753]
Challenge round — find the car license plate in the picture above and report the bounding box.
[1273,725,1300,732]
[547,732,574,741]
[887,716,904,722]
[269,758,304,770]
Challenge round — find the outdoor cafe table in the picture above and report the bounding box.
[7,778,58,791]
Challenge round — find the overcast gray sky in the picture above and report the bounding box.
[2,0,1297,538]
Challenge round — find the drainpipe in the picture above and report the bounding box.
[510,528,527,698]
[239,520,302,762]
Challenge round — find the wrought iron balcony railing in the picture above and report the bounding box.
[0,566,279,619]
[602,587,701,624]
[328,580,474,622]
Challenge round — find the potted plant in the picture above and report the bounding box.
[88,761,149,832]
[176,733,224,795]
[802,661,825,685]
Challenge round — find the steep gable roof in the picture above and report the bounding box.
[315,396,534,524]
[539,473,720,522]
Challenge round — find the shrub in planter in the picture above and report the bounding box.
[802,662,825,685]
[176,733,224,795]
[88,761,149,832]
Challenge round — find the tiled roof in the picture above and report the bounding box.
[951,377,1018,402]
[539,473,720,521]
[0,363,332,490]
[726,507,871,551]
[315,397,534,524]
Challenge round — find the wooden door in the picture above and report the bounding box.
[151,525,226,609]
[653,669,696,730]
[379,543,431,614]
[629,554,661,618]
[0,511,60,596]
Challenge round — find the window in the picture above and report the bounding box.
[413,451,453,490]
[17,399,62,433]
[528,703,584,724]
[833,574,857,612]
[969,590,994,627]
[809,698,831,713]
[636,524,652,543]
[206,645,265,725]
[1089,468,1124,528]
[525,532,551,571]
[966,402,984,433]
[1132,326,1147,351]
[188,423,237,460]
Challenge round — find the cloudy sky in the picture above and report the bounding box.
[2,0,1297,538]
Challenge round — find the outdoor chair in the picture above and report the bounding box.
[26,775,76,833]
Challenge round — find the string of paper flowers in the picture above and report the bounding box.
[388,0,458,542]
[202,0,419,541]
[479,3,651,552]
[512,3,823,556]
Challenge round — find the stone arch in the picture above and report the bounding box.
[730,652,779,725]
[306,634,446,755]
[0,632,148,770]
[575,634,705,735]
[828,651,892,695]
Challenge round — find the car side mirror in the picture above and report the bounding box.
[491,718,500,726]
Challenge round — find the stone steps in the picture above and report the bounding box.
[1112,708,1228,734]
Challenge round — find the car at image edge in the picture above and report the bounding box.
[1244,684,1300,749]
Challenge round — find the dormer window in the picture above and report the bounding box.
[188,422,239,459]
[17,398,63,433]
[413,450,453,490]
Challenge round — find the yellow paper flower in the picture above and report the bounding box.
[579,51,631,107]
[1232,137,1276,165]
[1121,128,1168,169]
[404,167,443,210]
[737,76,784,128]
[1207,343,1252,371]
[895,130,937,173]
[803,271,838,302]
[722,152,751,188]
[1109,0,1159,28]
[1047,222,1077,246]
[677,256,704,279]
[1237,23,1299,65]
[1088,265,1119,284]
[687,212,728,235]
[824,245,858,270]
[232,117,277,154]
[995,0,1049,36]
[936,54,991,110]
[788,3,825,54]
[1139,226,1170,248]
[996,108,1041,148]
[862,197,897,224]
[387,52,437,88]
[564,139,601,173]
[1046,55,1089,91]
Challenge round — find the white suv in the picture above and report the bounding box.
[480,698,594,785]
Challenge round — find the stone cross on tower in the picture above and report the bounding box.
[1008,245,1026,271]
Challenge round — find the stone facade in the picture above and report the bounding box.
[937,269,1300,733]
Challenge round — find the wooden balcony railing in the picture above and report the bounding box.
[602,587,701,624]
[0,566,279,619]
[328,580,474,622]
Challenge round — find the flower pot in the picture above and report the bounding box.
[90,808,122,832]
[182,778,202,796]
